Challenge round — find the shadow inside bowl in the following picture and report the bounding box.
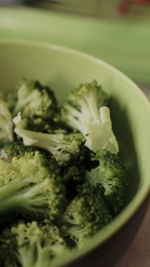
[109,97,140,203]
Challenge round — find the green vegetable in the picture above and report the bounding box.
[0,220,69,267]
[0,142,66,220]
[13,113,84,166]
[62,80,119,154]
[87,150,127,215]
[0,79,127,265]
[0,98,13,143]
[62,183,112,247]
[8,79,59,132]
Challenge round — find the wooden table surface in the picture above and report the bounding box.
[115,197,150,267]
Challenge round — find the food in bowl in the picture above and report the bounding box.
[0,79,127,266]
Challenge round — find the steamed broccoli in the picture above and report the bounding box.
[7,79,59,132]
[87,150,127,215]
[0,78,128,265]
[62,80,119,154]
[0,142,66,220]
[0,98,14,144]
[0,220,69,267]
[13,113,84,166]
[62,183,112,247]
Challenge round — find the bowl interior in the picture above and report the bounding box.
[0,40,149,266]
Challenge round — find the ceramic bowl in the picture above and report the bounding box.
[0,39,149,267]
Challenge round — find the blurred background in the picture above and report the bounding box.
[0,1,150,267]
[0,0,150,93]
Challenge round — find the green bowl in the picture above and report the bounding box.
[0,39,149,267]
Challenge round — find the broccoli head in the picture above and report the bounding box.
[0,220,69,267]
[62,183,112,247]
[0,98,14,144]
[13,113,85,166]
[7,79,59,132]
[66,80,108,108]
[62,80,119,154]
[87,150,127,215]
[0,142,66,220]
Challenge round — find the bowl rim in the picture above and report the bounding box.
[0,38,149,267]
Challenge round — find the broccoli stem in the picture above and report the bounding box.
[19,249,36,267]
[0,98,14,143]
[18,243,51,267]
[36,253,51,267]
[14,123,69,151]
[0,179,50,215]
[0,179,28,201]
[84,88,100,121]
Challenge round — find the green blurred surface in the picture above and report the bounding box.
[0,7,150,84]
[32,0,150,19]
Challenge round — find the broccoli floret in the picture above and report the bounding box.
[0,98,14,144]
[13,113,84,166]
[87,150,127,215]
[62,80,119,154]
[0,141,37,160]
[8,79,59,132]
[60,143,90,182]
[0,142,66,220]
[62,183,112,247]
[0,220,69,267]
[66,80,108,108]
